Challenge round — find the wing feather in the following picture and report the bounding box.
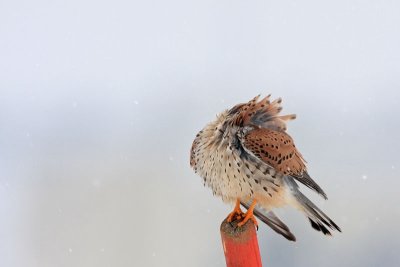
[241,128,327,199]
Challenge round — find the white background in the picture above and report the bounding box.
[1,0,399,266]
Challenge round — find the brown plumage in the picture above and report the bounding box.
[190,94,340,240]
[242,128,305,176]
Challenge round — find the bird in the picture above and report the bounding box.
[190,94,341,241]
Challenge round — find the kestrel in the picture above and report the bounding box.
[190,95,341,241]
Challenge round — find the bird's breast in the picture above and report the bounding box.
[191,130,286,206]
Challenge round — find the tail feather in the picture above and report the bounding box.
[241,201,296,241]
[302,197,341,234]
[285,176,341,236]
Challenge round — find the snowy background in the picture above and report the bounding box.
[1,0,400,266]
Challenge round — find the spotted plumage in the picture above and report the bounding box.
[190,95,341,241]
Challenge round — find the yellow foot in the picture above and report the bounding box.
[237,200,258,230]
[237,213,258,229]
[227,209,245,222]
[226,199,244,223]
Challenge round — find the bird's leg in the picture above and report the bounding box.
[237,200,258,229]
[226,199,244,222]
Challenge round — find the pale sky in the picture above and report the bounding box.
[1,0,399,266]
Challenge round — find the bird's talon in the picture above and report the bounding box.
[236,200,258,229]
[227,210,244,223]
[235,213,243,220]
[226,199,244,223]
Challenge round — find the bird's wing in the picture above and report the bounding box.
[240,128,327,199]
[241,201,296,241]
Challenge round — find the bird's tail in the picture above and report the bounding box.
[241,201,296,241]
[284,176,341,236]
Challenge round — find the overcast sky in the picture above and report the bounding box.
[1,0,400,266]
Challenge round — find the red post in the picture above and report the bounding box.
[220,218,262,267]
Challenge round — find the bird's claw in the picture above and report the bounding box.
[226,199,258,230]
[227,210,245,223]
[237,211,258,230]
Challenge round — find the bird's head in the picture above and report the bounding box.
[190,95,296,167]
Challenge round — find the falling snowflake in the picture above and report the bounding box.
[362,175,367,180]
